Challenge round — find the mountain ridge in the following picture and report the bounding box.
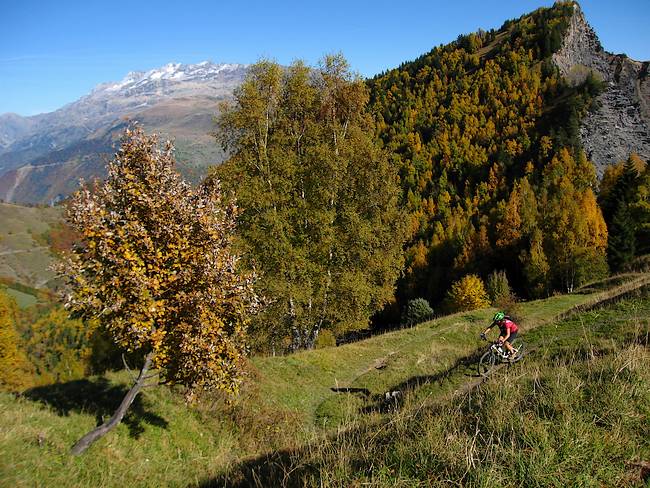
[1,3,648,205]
[0,61,248,204]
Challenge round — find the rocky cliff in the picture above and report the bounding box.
[552,3,650,174]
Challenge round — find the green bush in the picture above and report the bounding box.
[401,298,434,327]
[315,329,337,349]
[486,270,511,304]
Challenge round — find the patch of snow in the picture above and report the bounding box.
[90,61,247,97]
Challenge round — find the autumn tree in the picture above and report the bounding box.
[520,229,550,298]
[445,274,490,312]
[540,149,608,292]
[21,307,96,383]
[216,56,406,350]
[0,288,33,391]
[366,2,607,305]
[57,127,258,455]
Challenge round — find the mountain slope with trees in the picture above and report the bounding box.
[367,1,611,311]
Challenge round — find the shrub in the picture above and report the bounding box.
[486,270,511,304]
[315,330,337,349]
[401,298,434,327]
[493,292,523,324]
[446,274,490,312]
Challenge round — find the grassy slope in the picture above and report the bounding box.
[0,374,239,488]
[0,202,60,290]
[221,292,650,487]
[252,273,650,427]
[0,274,648,487]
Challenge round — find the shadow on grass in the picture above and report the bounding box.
[358,346,487,415]
[205,350,490,486]
[22,378,168,438]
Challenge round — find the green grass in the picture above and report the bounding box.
[218,290,650,487]
[0,274,648,487]
[4,287,38,308]
[0,203,61,289]
[252,275,648,428]
[0,372,239,488]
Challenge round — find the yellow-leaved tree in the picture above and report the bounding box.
[57,127,258,455]
[0,288,33,391]
[445,274,490,312]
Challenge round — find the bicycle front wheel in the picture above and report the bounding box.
[478,350,496,376]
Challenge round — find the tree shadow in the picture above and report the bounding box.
[22,377,168,438]
[358,347,486,415]
[198,349,509,487]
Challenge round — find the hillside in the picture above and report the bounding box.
[219,287,650,487]
[0,203,61,291]
[1,2,649,486]
[0,62,245,205]
[1,273,648,487]
[365,1,649,309]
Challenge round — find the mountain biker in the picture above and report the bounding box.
[481,311,519,360]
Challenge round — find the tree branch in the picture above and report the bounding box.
[122,354,137,383]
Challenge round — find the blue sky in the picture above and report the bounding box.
[1,0,649,116]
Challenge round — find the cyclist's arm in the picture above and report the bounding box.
[482,322,495,335]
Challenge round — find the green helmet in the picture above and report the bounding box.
[493,311,506,322]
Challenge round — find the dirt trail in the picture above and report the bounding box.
[325,273,650,418]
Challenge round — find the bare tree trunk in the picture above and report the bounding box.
[306,325,320,349]
[70,352,154,455]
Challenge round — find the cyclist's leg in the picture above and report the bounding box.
[505,331,518,355]
[495,335,508,358]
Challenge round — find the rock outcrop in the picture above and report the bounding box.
[552,3,650,174]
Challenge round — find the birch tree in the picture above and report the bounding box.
[216,56,406,350]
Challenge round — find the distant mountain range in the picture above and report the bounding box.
[0,61,248,204]
[2,5,649,206]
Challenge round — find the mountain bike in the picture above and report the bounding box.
[477,337,525,376]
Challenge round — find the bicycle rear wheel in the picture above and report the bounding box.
[478,350,496,376]
[509,338,525,363]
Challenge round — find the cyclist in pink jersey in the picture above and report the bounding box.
[481,311,519,360]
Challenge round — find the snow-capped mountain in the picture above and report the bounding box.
[0,61,248,204]
[98,61,246,96]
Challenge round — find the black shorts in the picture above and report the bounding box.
[506,331,518,343]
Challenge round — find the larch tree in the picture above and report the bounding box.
[57,127,258,455]
[445,274,490,312]
[540,149,608,292]
[216,55,407,351]
[0,288,33,391]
